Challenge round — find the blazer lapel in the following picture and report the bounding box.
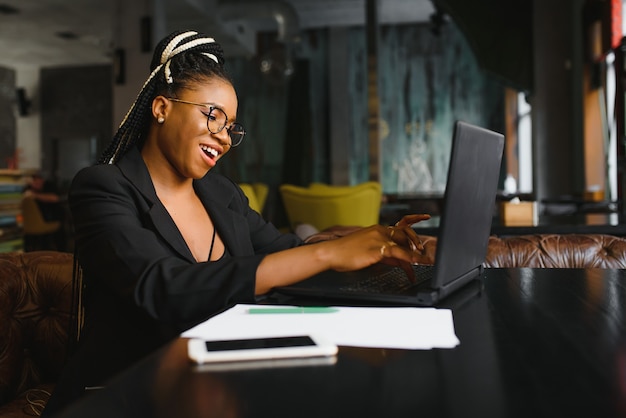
[193,176,254,256]
[117,147,195,262]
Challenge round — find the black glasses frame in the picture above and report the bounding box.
[166,97,245,147]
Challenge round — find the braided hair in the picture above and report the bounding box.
[99,30,231,164]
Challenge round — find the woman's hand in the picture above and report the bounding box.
[320,214,431,281]
[389,214,431,252]
[255,214,432,294]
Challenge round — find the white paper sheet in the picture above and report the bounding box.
[181,304,459,350]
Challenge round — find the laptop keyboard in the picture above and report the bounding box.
[339,265,433,294]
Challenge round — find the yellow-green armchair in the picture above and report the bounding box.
[279,182,382,231]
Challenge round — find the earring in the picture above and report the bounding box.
[157,117,164,124]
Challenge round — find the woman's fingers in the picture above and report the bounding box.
[378,234,423,266]
[395,214,431,228]
[386,225,424,252]
[327,221,433,274]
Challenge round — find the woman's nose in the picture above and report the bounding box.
[214,129,231,147]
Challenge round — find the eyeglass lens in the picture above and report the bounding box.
[208,108,245,147]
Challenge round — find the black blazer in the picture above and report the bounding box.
[44,147,302,416]
[71,146,301,330]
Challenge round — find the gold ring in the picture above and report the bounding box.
[380,244,387,257]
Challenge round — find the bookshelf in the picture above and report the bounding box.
[0,169,36,252]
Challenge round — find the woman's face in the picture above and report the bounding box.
[151,77,239,180]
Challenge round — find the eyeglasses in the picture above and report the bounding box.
[166,98,245,147]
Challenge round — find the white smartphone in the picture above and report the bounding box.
[187,335,338,364]
[193,355,338,372]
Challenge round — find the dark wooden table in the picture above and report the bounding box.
[57,268,626,418]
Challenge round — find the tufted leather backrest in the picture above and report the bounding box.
[483,234,626,268]
[0,251,74,406]
[416,233,626,269]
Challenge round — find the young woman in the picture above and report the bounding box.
[42,30,429,415]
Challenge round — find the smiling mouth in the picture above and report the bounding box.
[200,144,220,159]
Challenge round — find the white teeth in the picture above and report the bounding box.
[200,145,219,158]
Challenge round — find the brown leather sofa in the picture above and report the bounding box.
[1,234,625,417]
[0,251,75,418]
[418,233,626,269]
[485,234,626,268]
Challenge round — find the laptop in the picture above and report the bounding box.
[274,121,504,306]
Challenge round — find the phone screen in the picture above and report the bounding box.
[204,336,316,352]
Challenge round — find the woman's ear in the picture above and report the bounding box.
[152,96,169,122]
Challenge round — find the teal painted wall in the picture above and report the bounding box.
[218,20,504,196]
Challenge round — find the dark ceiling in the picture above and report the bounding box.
[0,0,436,69]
